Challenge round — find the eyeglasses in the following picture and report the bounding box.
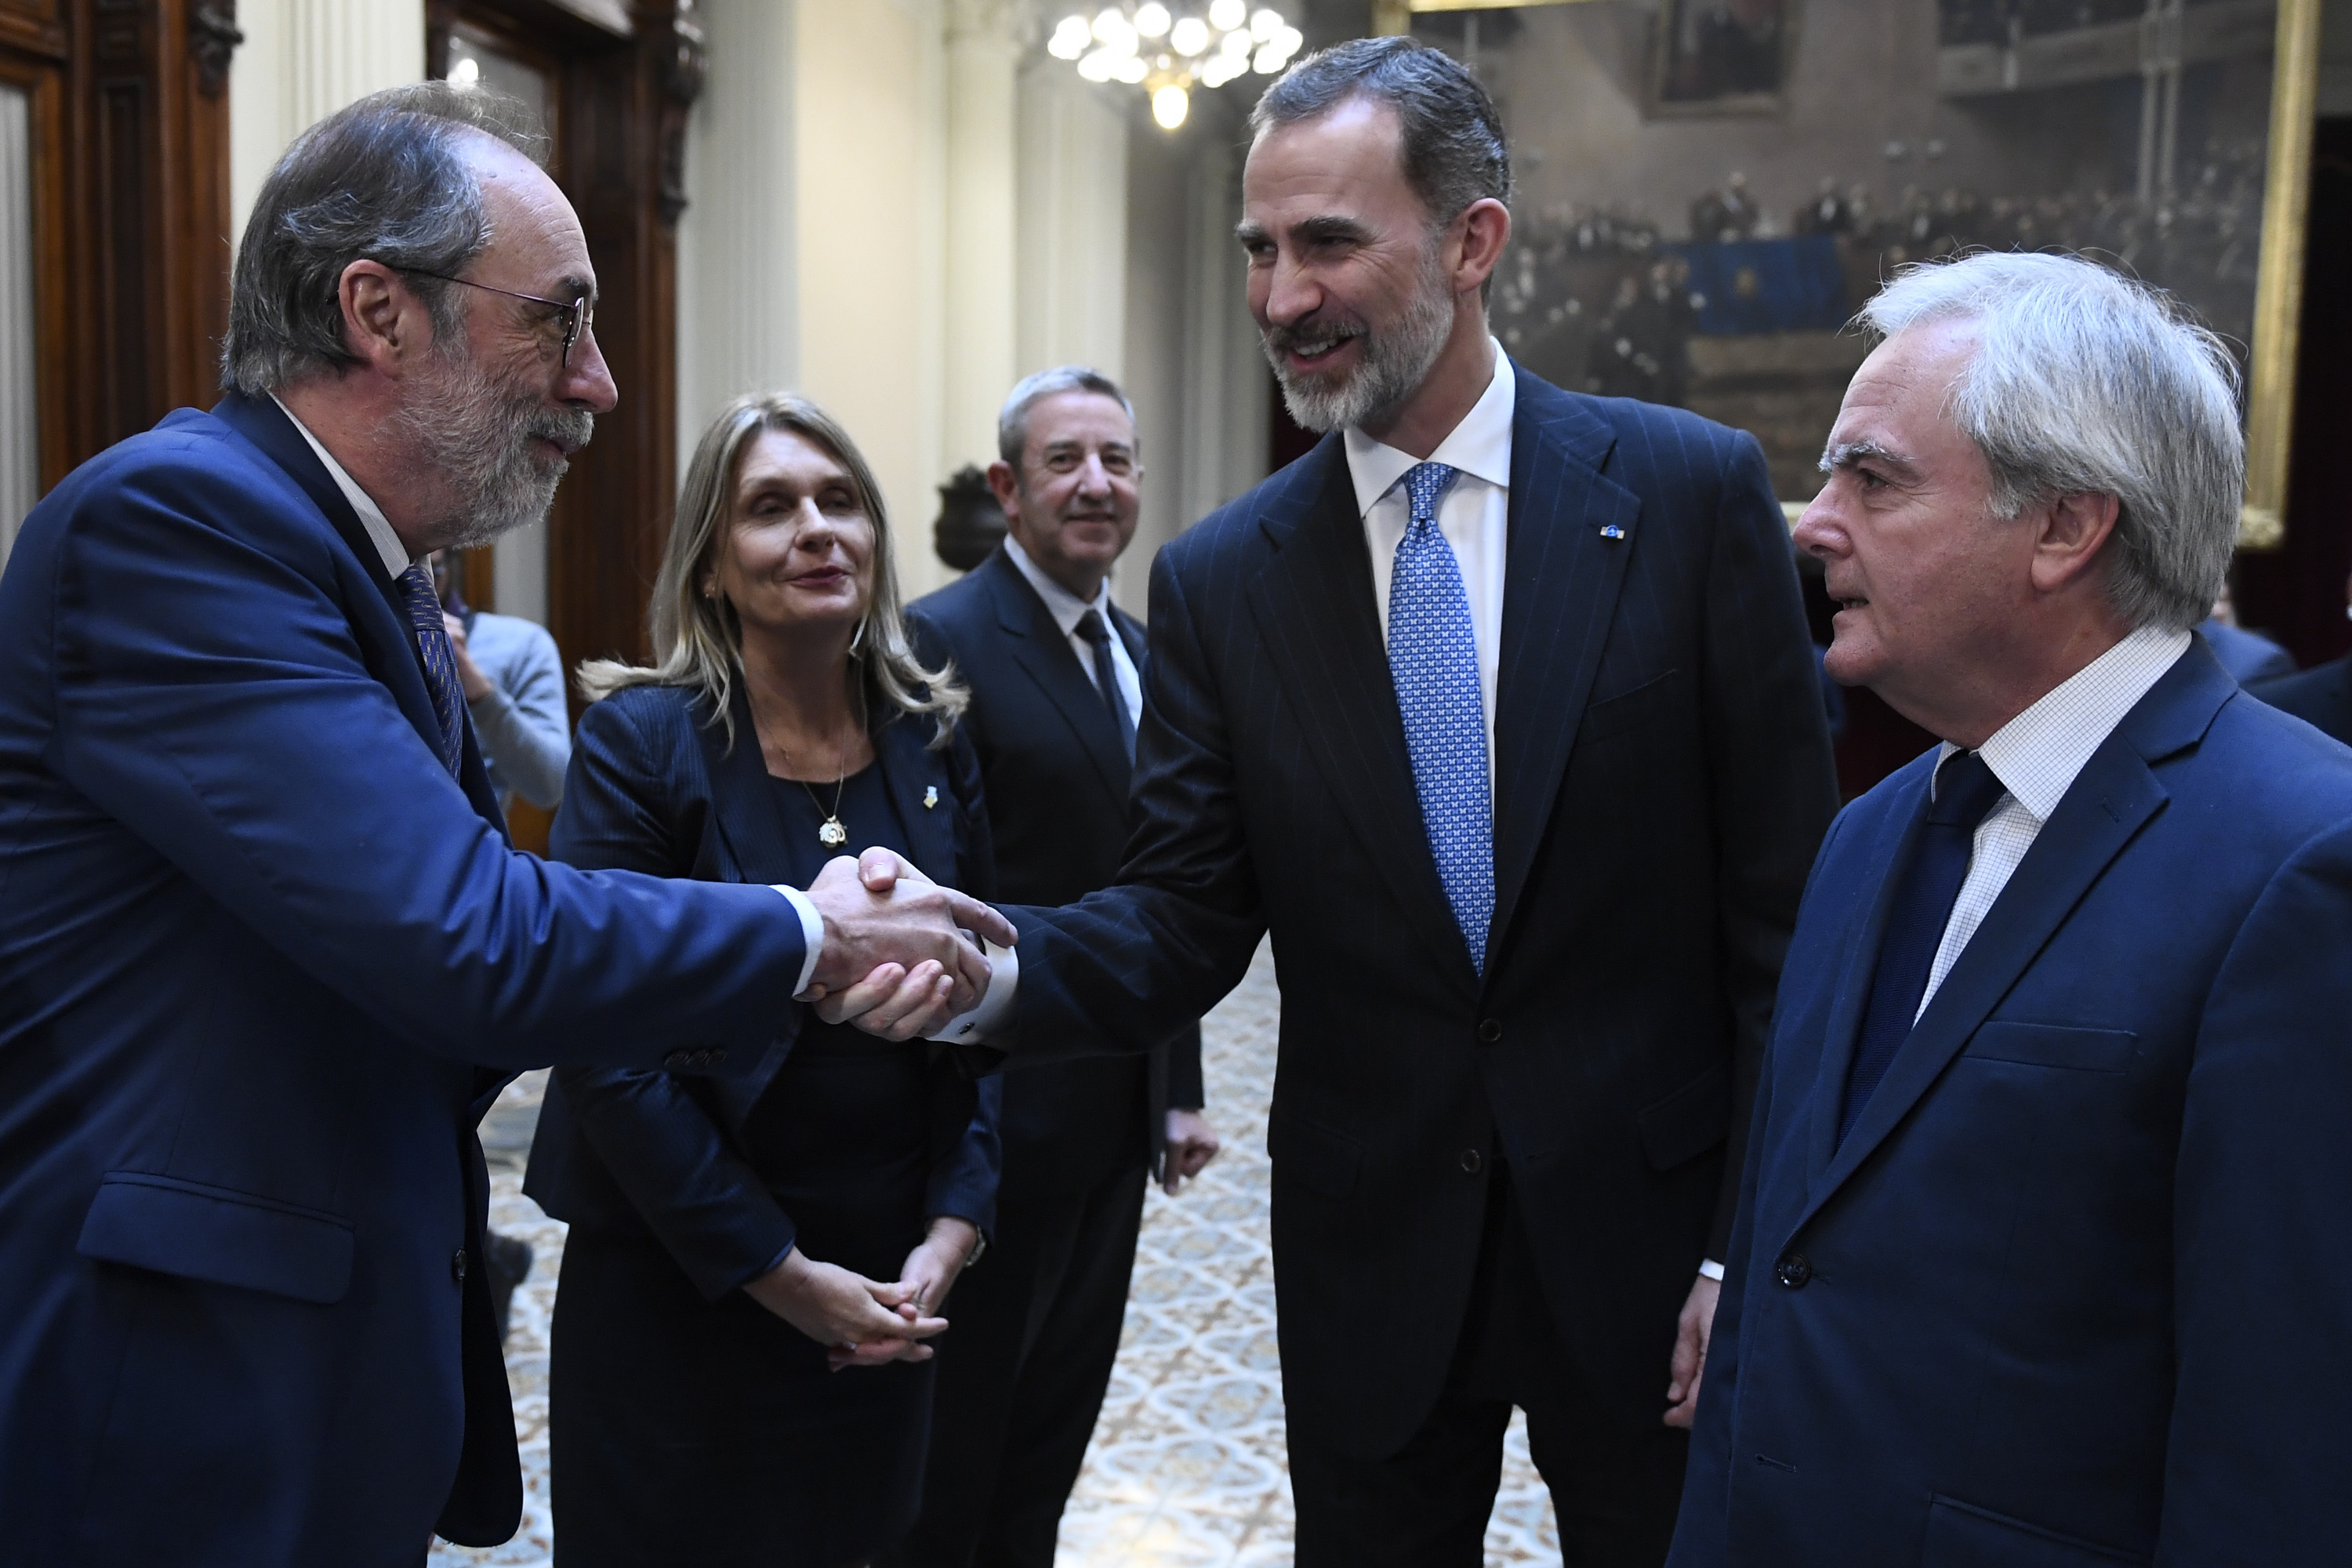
[403,270,596,368]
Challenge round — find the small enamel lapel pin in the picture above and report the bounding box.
[924,786,939,809]
[1600,524,1626,540]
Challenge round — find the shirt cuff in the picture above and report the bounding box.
[927,939,1018,1045]
[774,886,824,996]
[1697,1258,1726,1282]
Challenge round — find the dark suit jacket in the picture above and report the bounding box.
[1671,642,2352,1566]
[910,546,1203,1188]
[1004,368,1840,1457]
[524,684,1001,1298]
[0,394,811,1565]
[2250,650,2352,746]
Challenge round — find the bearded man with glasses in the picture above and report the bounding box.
[0,82,1007,1566]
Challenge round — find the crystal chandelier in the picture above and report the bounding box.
[1047,2,1305,131]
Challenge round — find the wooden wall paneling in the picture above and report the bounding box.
[48,0,237,477]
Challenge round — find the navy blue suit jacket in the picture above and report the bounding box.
[0,396,811,1565]
[1004,368,1840,1457]
[910,546,1203,1189]
[1671,641,2352,1566]
[524,683,1001,1298]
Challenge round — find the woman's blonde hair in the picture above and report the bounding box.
[578,392,967,748]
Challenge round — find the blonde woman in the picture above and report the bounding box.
[523,394,1000,1566]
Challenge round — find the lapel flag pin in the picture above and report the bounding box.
[1600,524,1626,540]
[924,786,939,810]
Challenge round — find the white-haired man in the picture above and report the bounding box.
[1670,250,2352,1564]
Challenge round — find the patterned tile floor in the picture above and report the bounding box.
[432,942,1559,1566]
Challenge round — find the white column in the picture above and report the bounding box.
[793,0,950,597]
[1015,60,1129,381]
[230,0,427,250]
[0,85,34,568]
[676,0,800,470]
[942,0,1021,472]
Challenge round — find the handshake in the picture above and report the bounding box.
[797,848,1016,1040]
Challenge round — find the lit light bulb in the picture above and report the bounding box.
[1093,6,1127,42]
[1134,2,1171,37]
[1170,15,1209,54]
[1275,25,1302,57]
[448,55,481,85]
[1114,54,1148,82]
[1221,27,1251,56]
[1209,0,1246,31]
[1077,47,1117,81]
[1250,7,1282,41]
[1253,42,1283,73]
[1048,15,1091,59]
[1153,83,1189,129]
[1200,56,1236,87]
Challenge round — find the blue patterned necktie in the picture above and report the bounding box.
[1389,461,1494,971]
[1838,750,2007,1144]
[394,563,466,776]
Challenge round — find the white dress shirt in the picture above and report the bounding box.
[1003,534,1143,728]
[272,397,833,989]
[1919,624,2192,1018]
[1345,341,1515,794]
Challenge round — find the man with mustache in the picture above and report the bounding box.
[901,36,1838,1567]
[0,83,1007,1565]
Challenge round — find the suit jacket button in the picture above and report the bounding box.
[1459,1148,1483,1174]
[452,1248,469,1284]
[1774,1251,1811,1289]
[1477,1019,1502,1044]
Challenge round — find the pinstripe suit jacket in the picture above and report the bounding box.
[1004,366,1839,1457]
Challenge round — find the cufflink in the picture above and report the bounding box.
[924,786,939,809]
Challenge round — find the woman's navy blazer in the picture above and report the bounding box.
[523,682,1002,1300]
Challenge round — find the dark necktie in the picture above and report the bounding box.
[1075,608,1134,762]
[394,563,465,776]
[1838,750,2008,1144]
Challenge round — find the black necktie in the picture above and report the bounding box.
[1074,609,1134,762]
[1838,750,2008,1144]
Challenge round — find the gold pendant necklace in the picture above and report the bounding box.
[801,768,848,848]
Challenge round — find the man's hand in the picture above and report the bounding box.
[743,1247,948,1372]
[441,612,493,702]
[1664,1272,1721,1428]
[800,850,1016,1039]
[1162,1109,1221,1195]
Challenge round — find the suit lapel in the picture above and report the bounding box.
[701,685,795,882]
[1792,648,2237,1228]
[985,550,1132,803]
[1487,380,1643,955]
[871,715,956,884]
[1800,769,1933,1186]
[1244,437,1470,971]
